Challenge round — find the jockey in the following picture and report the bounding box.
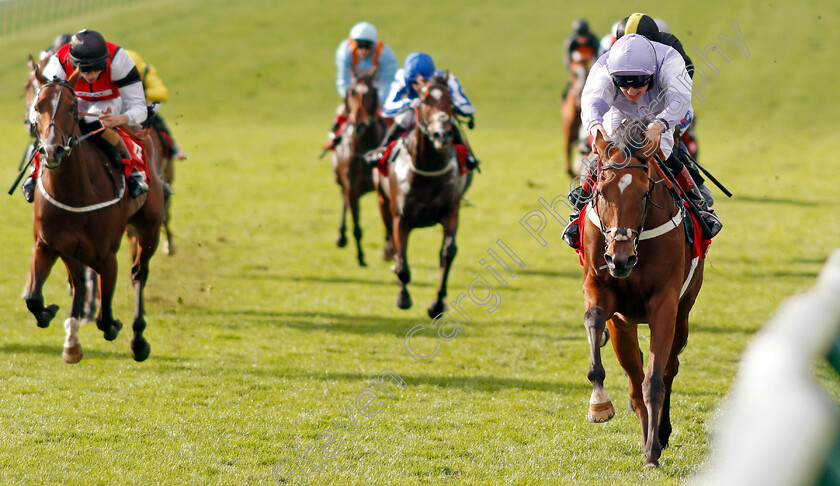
[38,33,72,61]
[125,49,186,161]
[562,19,600,99]
[597,22,620,58]
[364,52,478,169]
[24,29,148,202]
[561,33,722,249]
[323,21,399,152]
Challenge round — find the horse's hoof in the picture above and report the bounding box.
[644,459,660,468]
[131,337,151,362]
[36,304,60,328]
[336,234,348,248]
[396,291,412,310]
[62,345,83,363]
[427,301,446,318]
[100,319,123,341]
[587,401,615,423]
[358,257,367,267]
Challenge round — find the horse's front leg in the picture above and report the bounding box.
[335,171,349,248]
[583,281,615,422]
[61,258,88,363]
[128,224,159,362]
[347,186,366,267]
[94,253,123,342]
[606,314,647,437]
[428,210,458,318]
[24,242,60,329]
[392,214,412,310]
[377,185,395,261]
[642,292,679,468]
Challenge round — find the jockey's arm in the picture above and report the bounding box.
[335,40,353,98]
[111,49,147,126]
[653,52,693,133]
[381,74,410,118]
[41,55,67,81]
[580,61,615,136]
[447,74,475,117]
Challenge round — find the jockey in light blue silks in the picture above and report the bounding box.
[323,21,399,152]
[366,52,479,169]
[561,33,722,249]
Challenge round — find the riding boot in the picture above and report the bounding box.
[364,122,402,166]
[561,170,597,249]
[452,126,480,171]
[102,128,148,198]
[675,166,722,238]
[22,176,36,203]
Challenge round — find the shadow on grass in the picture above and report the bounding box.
[240,271,434,288]
[286,370,591,395]
[735,195,820,207]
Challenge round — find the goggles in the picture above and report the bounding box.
[355,40,374,50]
[612,74,653,89]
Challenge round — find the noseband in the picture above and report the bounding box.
[33,79,80,168]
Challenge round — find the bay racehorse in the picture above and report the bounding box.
[561,46,595,178]
[332,70,387,266]
[376,74,471,317]
[580,119,705,467]
[25,66,164,363]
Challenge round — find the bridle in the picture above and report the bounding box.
[592,160,656,253]
[414,83,454,143]
[33,79,80,169]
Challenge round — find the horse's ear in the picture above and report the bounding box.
[27,55,37,72]
[442,70,449,84]
[67,67,80,87]
[33,56,48,85]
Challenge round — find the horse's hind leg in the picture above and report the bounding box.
[61,259,88,363]
[584,304,615,422]
[24,242,60,329]
[659,315,688,450]
[127,225,159,362]
[607,315,647,434]
[428,211,458,318]
[641,296,678,467]
[336,189,348,248]
[377,188,395,261]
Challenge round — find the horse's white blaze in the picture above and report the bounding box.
[354,84,369,95]
[618,173,633,194]
[63,317,80,348]
[430,88,443,100]
[590,388,611,405]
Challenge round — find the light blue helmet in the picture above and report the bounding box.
[349,21,378,43]
[607,33,656,76]
[403,52,435,82]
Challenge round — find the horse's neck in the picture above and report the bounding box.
[44,142,115,202]
[409,127,450,169]
[643,182,680,229]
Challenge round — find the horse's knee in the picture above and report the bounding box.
[587,365,606,385]
[584,307,606,332]
[643,376,665,403]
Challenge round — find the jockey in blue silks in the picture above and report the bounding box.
[561,33,722,249]
[366,52,478,169]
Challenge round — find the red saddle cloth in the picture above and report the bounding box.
[574,202,711,267]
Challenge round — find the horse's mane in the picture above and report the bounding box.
[609,116,657,157]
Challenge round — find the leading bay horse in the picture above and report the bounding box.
[332,69,387,266]
[580,119,705,467]
[376,74,471,317]
[25,66,164,363]
[561,46,595,178]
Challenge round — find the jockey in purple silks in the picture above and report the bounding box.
[562,33,722,249]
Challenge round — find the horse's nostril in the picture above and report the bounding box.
[627,255,638,268]
[54,145,65,157]
[604,254,613,265]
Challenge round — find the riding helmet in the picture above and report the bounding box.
[69,29,109,72]
[403,52,435,82]
[51,33,73,53]
[616,13,660,40]
[349,21,378,43]
[607,34,656,78]
[571,19,590,36]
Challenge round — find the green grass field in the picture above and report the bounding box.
[0,0,839,484]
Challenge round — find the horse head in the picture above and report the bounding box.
[31,67,80,168]
[592,119,659,278]
[345,68,379,138]
[415,73,455,151]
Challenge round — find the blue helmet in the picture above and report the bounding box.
[403,52,435,82]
